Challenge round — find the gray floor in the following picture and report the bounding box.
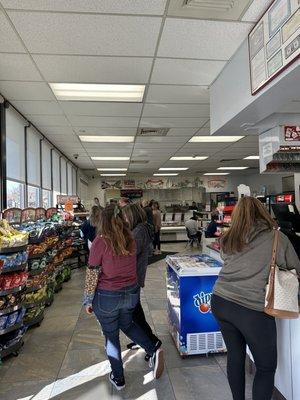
[0,243,253,400]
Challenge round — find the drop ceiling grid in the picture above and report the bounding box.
[0,0,263,173]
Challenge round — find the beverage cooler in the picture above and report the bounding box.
[166,254,226,356]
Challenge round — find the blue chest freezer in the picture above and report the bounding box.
[166,254,226,356]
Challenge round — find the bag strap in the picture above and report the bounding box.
[271,229,279,267]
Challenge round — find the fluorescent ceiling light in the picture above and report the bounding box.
[100,174,126,177]
[217,167,249,170]
[91,156,130,161]
[159,167,189,171]
[189,136,244,143]
[97,168,127,171]
[244,155,260,160]
[49,83,145,102]
[170,156,208,161]
[204,173,230,176]
[153,173,178,176]
[80,136,134,143]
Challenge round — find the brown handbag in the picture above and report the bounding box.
[264,230,299,319]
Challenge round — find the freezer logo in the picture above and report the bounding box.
[193,291,212,314]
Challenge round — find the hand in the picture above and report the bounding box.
[86,306,93,315]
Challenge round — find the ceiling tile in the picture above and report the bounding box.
[0,81,56,100]
[151,59,226,85]
[2,0,167,15]
[11,100,63,115]
[167,128,199,137]
[0,12,25,53]
[73,127,137,136]
[26,114,70,126]
[60,102,142,117]
[69,116,139,128]
[143,104,210,118]
[135,136,187,144]
[146,85,210,104]
[158,19,252,60]
[242,0,273,22]
[41,126,75,136]
[8,12,162,56]
[140,117,207,128]
[0,53,42,81]
[33,55,152,84]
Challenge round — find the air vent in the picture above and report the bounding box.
[184,0,235,11]
[220,158,240,162]
[131,160,149,164]
[137,128,169,137]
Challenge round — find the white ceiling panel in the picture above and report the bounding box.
[8,12,162,56]
[45,134,77,142]
[158,19,252,60]
[68,116,139,128]
[135,136,187,144]
[280,101,300,113]
[167,128,199,137]
[0,12,25,53]
[2,0,167,15]
[151,59,226,85]
[11,100,63,115]
[143,104,210,118]
[242,0,273,22]
[196,126,211,135]
[83,143,133,151]
[26,114,70,126]
[60,102,142,117]
[90,148,132,156]
[0,53,42,81]
[140,117,208,128]
[134,142,183,149]
[33,55,152,84]
[0,81,56,100]
[72,127,137,136]
[146,85,209,104]
[41,126,75,136]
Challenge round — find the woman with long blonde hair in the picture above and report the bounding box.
[212,197,300,400]
[83,205,164,390]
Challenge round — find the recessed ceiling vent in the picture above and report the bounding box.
[137,128,169,137]
[183,0,235,11]
[220,158,239,162]
[131,160,149,164]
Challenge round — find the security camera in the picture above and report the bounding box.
[74,154,79,160]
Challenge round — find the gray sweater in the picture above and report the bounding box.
[214,223,300,311]
[133,223,152,288]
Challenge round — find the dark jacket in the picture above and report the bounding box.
[144,206,154,227]
[80,220,96,243]
[133,223,152,287]
[205,221,218,238]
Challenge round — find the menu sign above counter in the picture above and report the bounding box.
[249,0,300,95]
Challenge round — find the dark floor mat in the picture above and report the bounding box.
[148,251,177,266]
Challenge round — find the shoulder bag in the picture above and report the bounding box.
[265,229,299,319]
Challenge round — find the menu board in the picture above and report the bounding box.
[249,0,300,94]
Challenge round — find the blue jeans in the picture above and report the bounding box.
[93,284,156,379]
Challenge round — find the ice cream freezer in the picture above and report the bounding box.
[166,254,226,356]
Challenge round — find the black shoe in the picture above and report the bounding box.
[127,342,140,350]
[145,353,151,362]
[109,372,125,391]
[149,341,164,379]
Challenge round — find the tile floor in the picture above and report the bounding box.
[0,243,254,400]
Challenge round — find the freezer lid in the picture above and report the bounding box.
[166,254,223,276]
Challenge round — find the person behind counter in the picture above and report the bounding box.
[205,214,218,238]
[80,205,102,249]
[76,197,86,212]
[83,205,164,390]
[211,197,300,400]
[185,214,202,245]
[152,201,162,255]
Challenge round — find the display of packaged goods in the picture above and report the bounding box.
[24,306,45,325]
[0,272,28,291]
[0,251,28,272]
[24,286,47,306]
[0,308,26,332]
[0,326,27,352]
[166,254,222,275]
[0,220,28,249]
[0,292,24,311]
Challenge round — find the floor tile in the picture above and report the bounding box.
[21,331,71,354]
[0,379,53,400]
[69,330,105,351]
[168,365,232,400]
[147,298,167,311]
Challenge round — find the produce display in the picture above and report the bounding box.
[0,220,28,249]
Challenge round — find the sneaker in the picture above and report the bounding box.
[145,339,162,362]
[149,346,164,379]
[127,342,140,350]
[109,372,125,391]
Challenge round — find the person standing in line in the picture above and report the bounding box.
[141,199,154,228]
[83,205,164,391]
[122,203,161,360]
[152,201,162,255]
[94,197,101,207]
[118,197,130,208]
[80,205,102,249]
[211,197,300,400]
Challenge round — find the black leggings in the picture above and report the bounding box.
[211,294,277,400]
[132,300,159,345]
[153,230,161,251]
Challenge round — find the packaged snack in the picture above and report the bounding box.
[16,308,26,323]
[6,311,19,327]
[0,315,8,330]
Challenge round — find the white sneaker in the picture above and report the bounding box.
[149,348,164,379]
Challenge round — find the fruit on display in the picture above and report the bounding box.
[0,220,28,249]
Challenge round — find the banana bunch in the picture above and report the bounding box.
[0,219,28,248]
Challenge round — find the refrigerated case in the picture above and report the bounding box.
[166,254,226,356]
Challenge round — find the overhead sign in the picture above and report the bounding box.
[249,0,300,95]
[284,125,300,140]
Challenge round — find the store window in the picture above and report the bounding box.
[42,141,52,190]
[42,189,52,209]
[27,127,41,187]
[61,158,67,195]
[6,180,25,208]
[27,185,40,208]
